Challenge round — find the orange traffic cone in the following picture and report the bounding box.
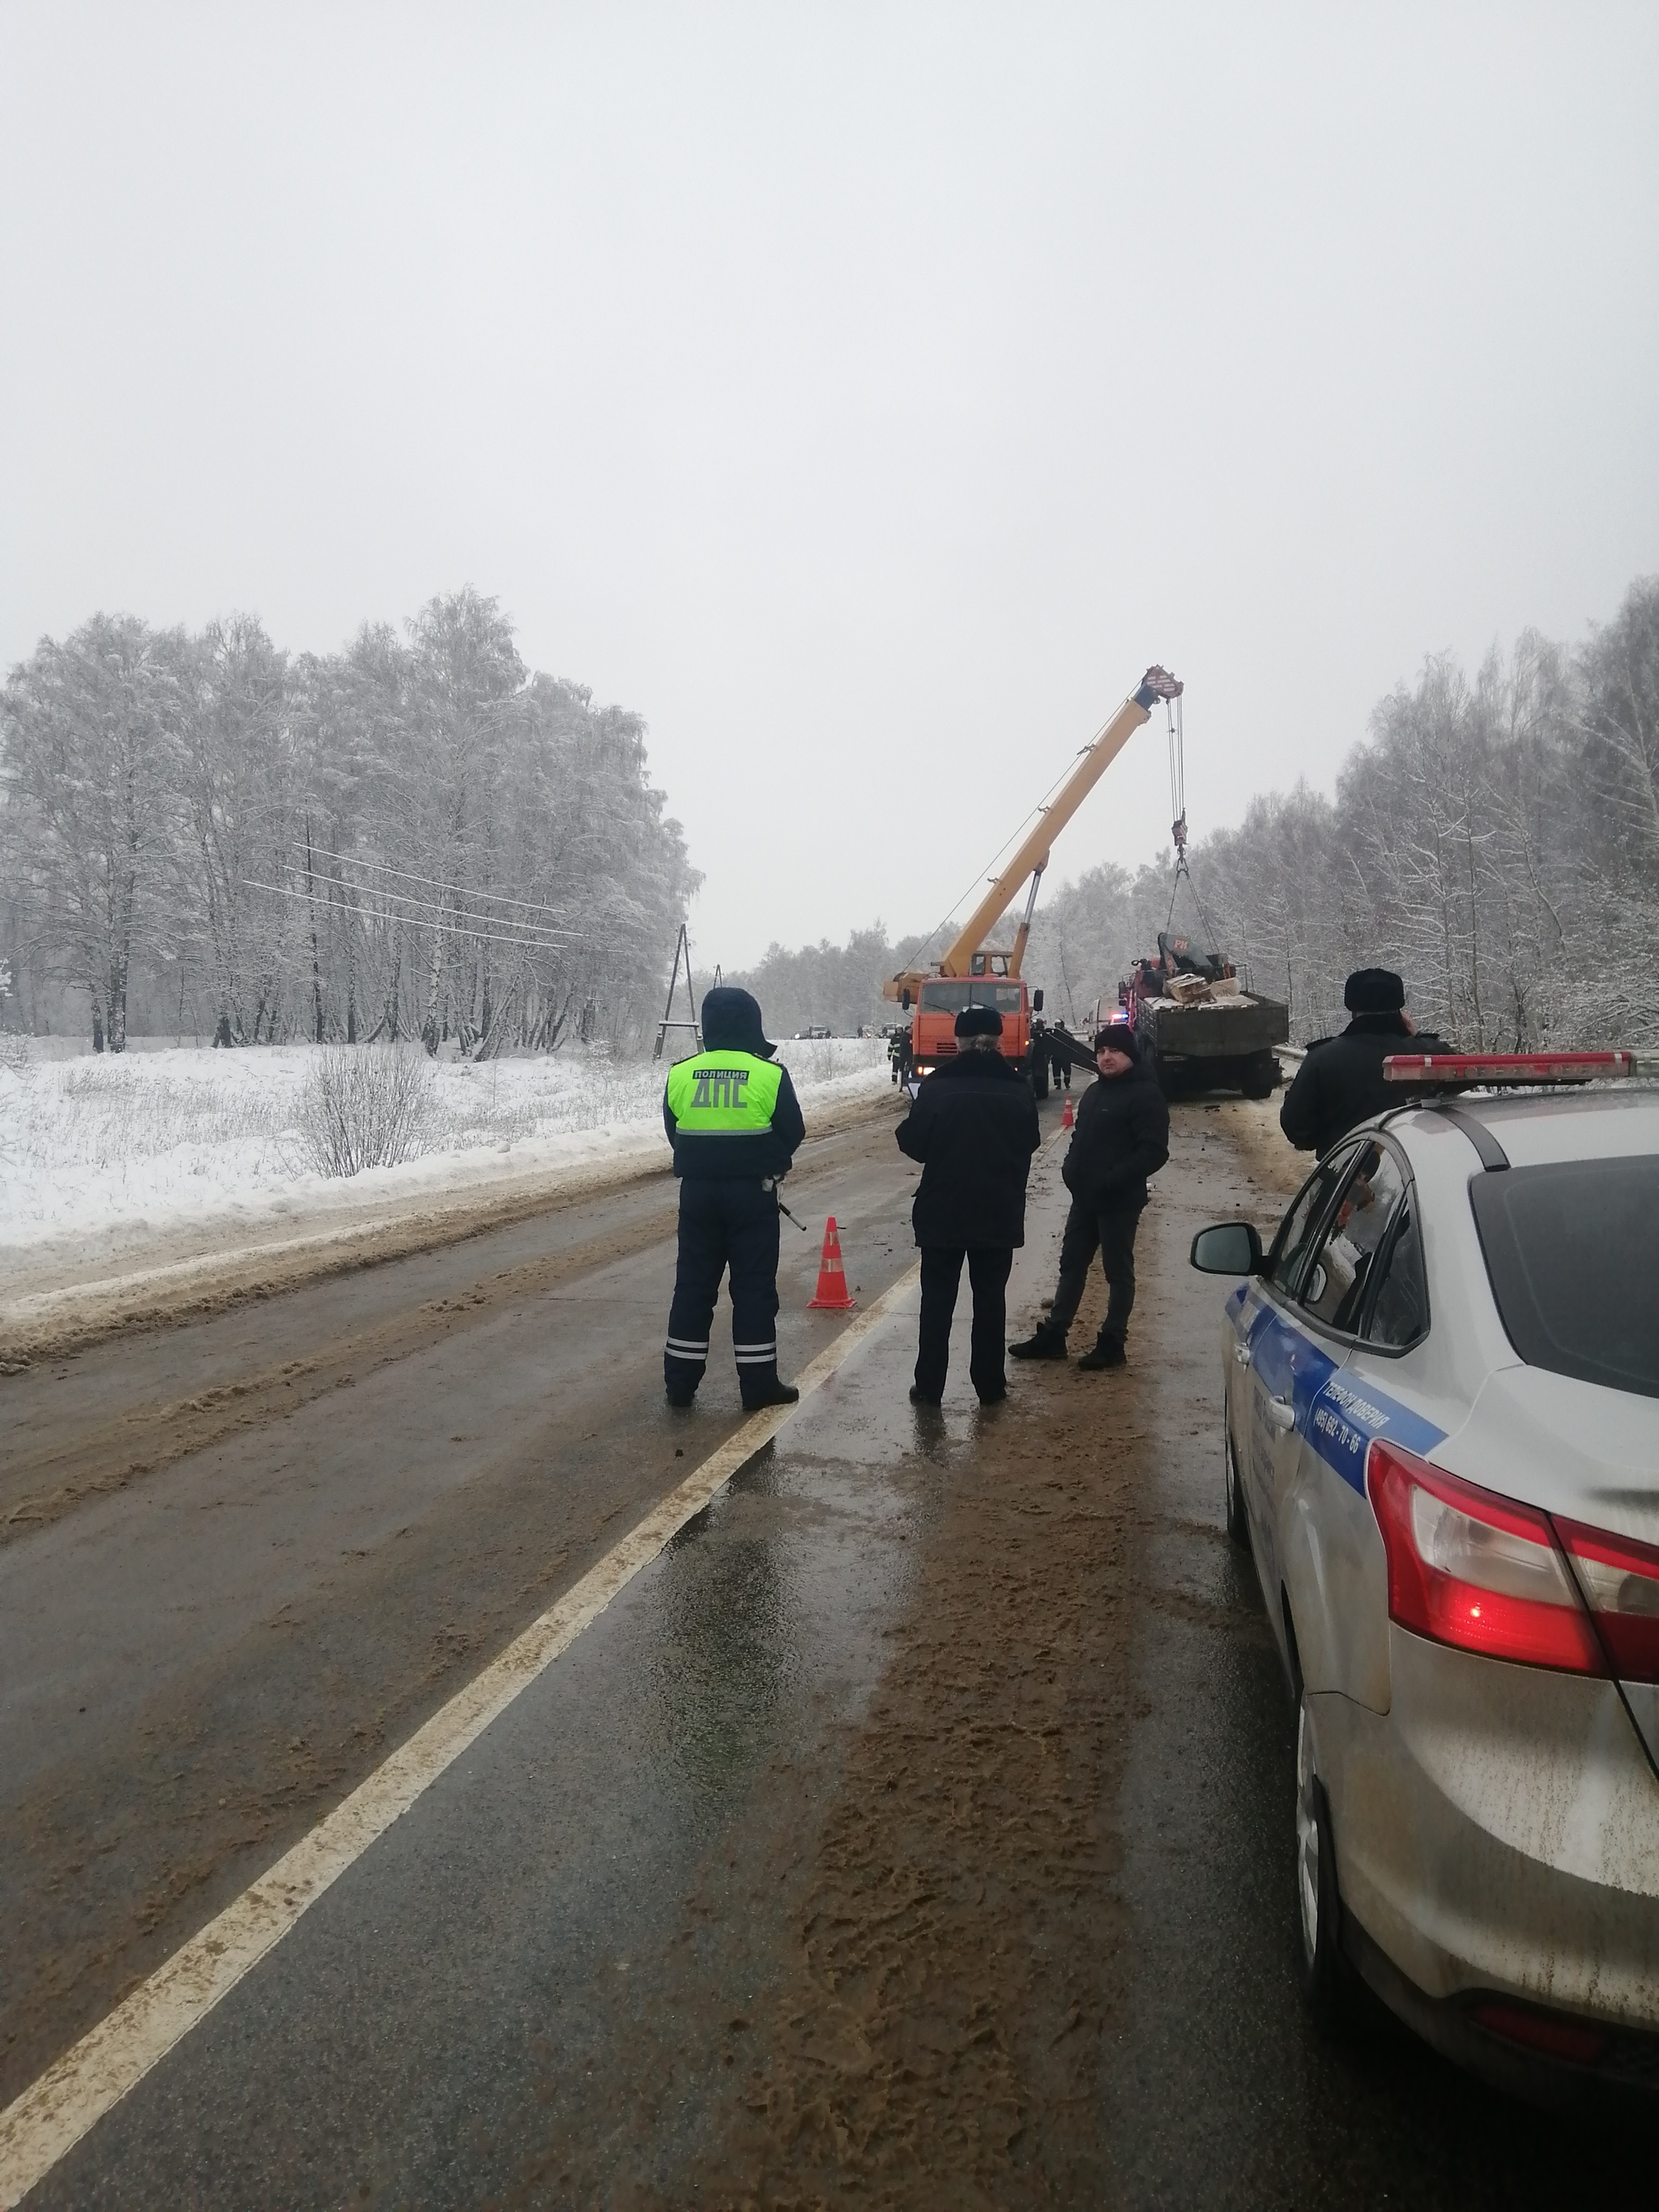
[808,1217,857,1311]
[1061,1093,1075,1129]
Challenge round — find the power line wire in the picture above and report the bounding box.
[272,864,582,946]
[292,842,581,929]
[241,880,577,961]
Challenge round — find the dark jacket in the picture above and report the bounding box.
[896,1049,1041,1249]
[663,993,805,1181]
[1060,1061,1170,1213]
[1279,1013,1454,1157]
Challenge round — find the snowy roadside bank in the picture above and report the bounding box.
[0,1038,892,1332]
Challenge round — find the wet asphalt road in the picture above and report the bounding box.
[0,1108,923,2116]
[6,1091,1655,2206]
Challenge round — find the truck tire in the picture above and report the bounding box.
[1241,1051,1277,1101]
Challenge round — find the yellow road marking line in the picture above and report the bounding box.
[0,1263,921,2207]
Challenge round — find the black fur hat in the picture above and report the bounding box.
[1344,968,1405,1014]
[954,1004,1004,1038]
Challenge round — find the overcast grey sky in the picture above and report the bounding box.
[4,3,1656,972]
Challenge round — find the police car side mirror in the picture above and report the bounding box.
[1032,989,1044,1013]
[1189,1221,1264,1275]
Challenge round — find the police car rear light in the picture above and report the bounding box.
[1382,1052,1635,1085]
[1555,1518,1659,1683]
[1366,1443,1605,1675]
[1469,1999,1608,2067]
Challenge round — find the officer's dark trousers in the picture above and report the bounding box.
[1047,1201,1143,1349]
[915,1246,1014,1403]
[665,1178,782,1404]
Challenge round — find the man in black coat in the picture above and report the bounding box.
[1011,1024,1170,1371]
[1048,1021,1073,1090]
[1279,969,1454,1158]
[895,1005,1041,1406]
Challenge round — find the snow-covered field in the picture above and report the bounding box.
[0,1036,888,1259]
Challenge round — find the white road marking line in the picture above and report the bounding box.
[0,1262,920,2209]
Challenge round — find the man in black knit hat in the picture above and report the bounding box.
[895,1004,1041,1406]
[1011,1023,1170,1372]
[1279,969,1454,1157]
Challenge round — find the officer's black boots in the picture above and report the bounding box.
[1009,1330,1068,1360]
[666,1386,697,1409]
[742,1377,800,1411]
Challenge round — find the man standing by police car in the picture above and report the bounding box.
[1279,967,1453,1157]
[1012,1024,1170,1370]
[663,987,805,1411]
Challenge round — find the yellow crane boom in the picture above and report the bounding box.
[886,665,1183,1001]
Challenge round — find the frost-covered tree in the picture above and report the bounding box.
[177,612,297,1045]
[1,614,186,1050]
[2,589,701,1055]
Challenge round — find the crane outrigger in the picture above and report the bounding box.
[885,666,1183,1091]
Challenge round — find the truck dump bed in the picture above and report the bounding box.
[1139,993,1289,1058]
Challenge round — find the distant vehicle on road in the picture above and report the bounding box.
[791,1025,832,1039]
[1191,1055,1659,2108]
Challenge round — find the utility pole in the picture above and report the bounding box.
[652,923,702,1062]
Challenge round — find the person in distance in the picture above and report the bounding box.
[895,1004,1041,1407]
[1011,1024,1170,1371]
[662,987,805,1412]
[1279,968,1454,1157]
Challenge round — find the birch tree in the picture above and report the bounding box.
[1,614,185,1050]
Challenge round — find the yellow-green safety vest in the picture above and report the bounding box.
[666,1049,783,1134]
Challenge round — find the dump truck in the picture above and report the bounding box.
[1114,931,1288,1098]
[885,667,1183,1095]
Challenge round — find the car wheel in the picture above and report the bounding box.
[1225,1434,1251,1549]
[1295,1694,1363,2030]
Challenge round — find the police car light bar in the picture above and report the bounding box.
[1383,1052,1636,1086]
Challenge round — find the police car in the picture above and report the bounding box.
[1190,1054,1659,2105]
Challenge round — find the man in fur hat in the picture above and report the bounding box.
[1279,969,1454,1157]
[895,1004,1041,1405]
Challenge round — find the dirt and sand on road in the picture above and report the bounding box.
[475,1097,1308,2210]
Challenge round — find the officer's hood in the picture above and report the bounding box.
[701,987,776,1059]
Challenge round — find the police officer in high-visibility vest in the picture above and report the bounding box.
[663,987,807,1409]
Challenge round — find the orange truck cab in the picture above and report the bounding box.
[905,973,1038,1078]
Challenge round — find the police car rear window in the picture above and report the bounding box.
[1471,1156,1659,1400]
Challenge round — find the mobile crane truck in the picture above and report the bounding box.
[884,667,1184,1094]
